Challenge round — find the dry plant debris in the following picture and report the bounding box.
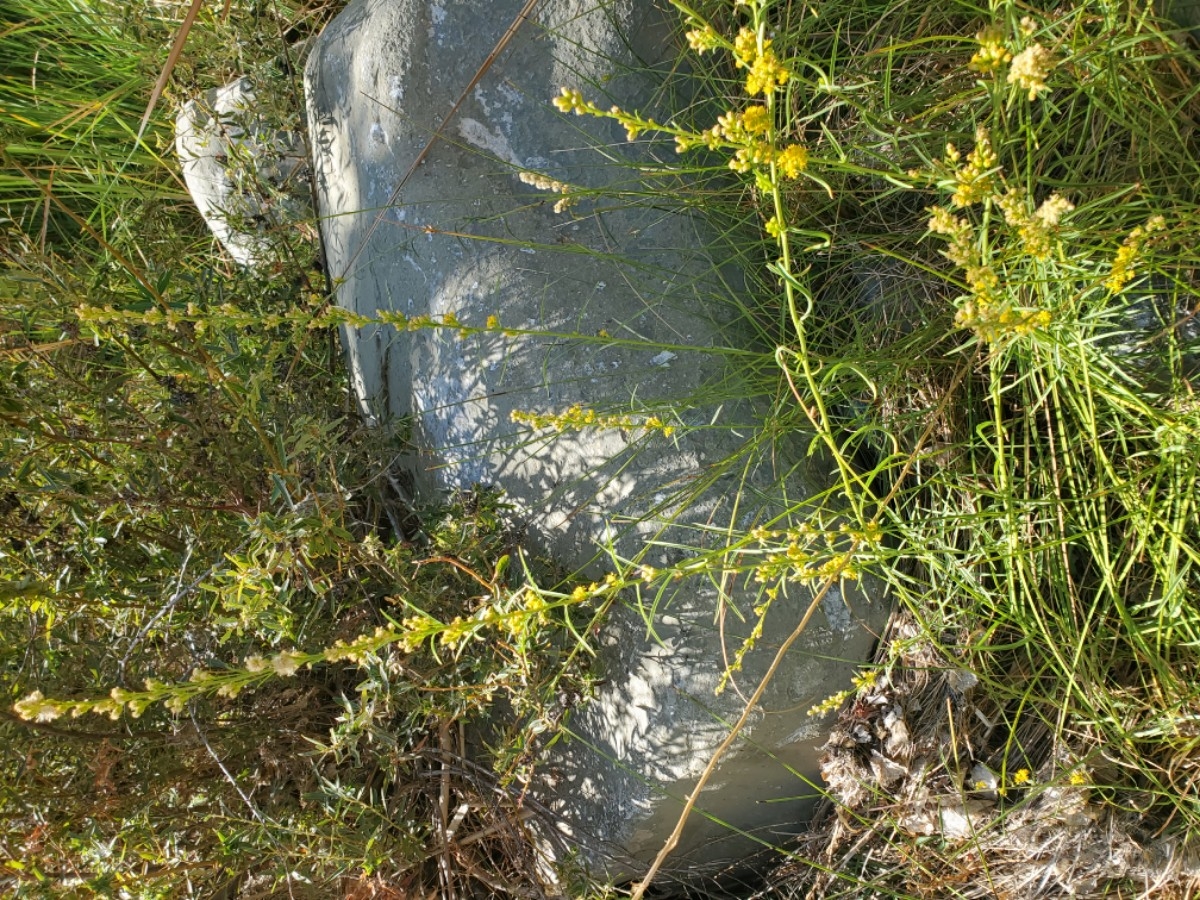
[752,613,1200,899]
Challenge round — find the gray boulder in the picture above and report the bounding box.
[176,75,312,267]
[305,0,889,882]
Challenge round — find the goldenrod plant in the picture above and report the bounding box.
[5,0,1200,895]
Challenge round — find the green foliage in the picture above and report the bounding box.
[5,0,1200,896]
[609,0,1200,893]
[0,1,598,897]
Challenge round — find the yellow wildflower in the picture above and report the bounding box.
[851,669,879,691]
[271,651,303,677]
[808,688,851,717]
[996,189,1073,259]
[1035,194,1074,226]
[713,110,741,141]
[1008,44,1053,101]
[964,263,998,295]
[928,205,968,237]
[951,126,999,207]
[1106,215,1166,294]
[777,144,809,178]
[553,87,592,115]
[733,28,759,67]
[765,215,785,238]
[730,140,776,173]
[685,25,721,53]
[519,171,569,194]
[740,105,771,135]
[958,303,1051,342]
[14,690,63,723]
[1068,768,1090,786]
[746,48,790,95]
[970,25,1012,73]
[439,617,474,650]
[1012,768,1032,785]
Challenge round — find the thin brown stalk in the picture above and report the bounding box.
[137,0,205,141]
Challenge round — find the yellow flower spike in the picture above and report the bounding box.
[850,669,879,691]
[807,688,851,717]
[928,205,967,237]
[14,690,63,723]
[950,126,999,207]
[1106,216,1165,294]
[552,87,590,115]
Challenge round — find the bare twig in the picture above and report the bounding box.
[190,708,297,900]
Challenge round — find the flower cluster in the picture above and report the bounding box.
[11,650,322,722]
[955,301,1052,343]
[969,25,1012,73]
[996,188,1074,259]
[76,300,369,339]
[12,581,608,723]
[685,24,722,54]
[967,20,1055,101]
[750,520,864,587]
[552,87,598,116]
[927,200,1057,342]
[1106,215,1166,294]
[518,170,577,213]
[807,668,878,717]
[731,28,791,96]
[551,0,810,261]
[1008,43,1054,101]
[949,126,999,207]
[511,403,676,437]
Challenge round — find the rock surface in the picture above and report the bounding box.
[177,76,311,266]
[305,0,890,882]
